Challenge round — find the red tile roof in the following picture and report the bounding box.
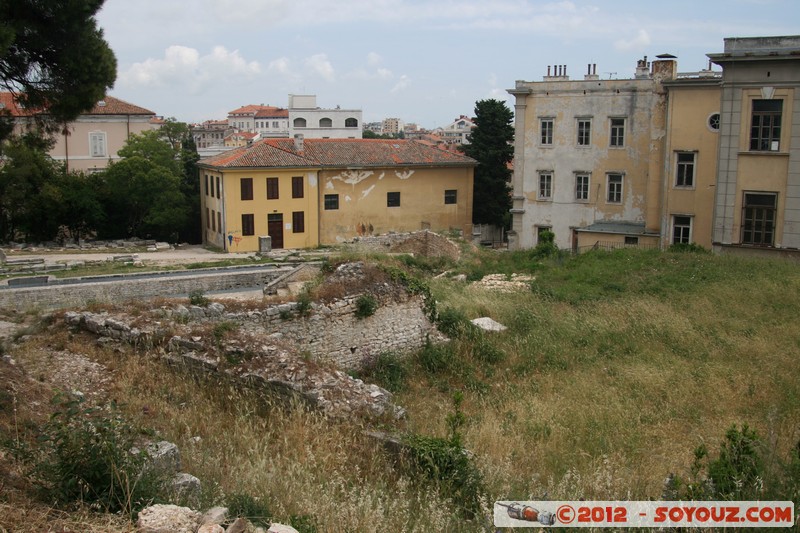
[0,92,155,117]
[229,104,288,118]
[199,138,477,169]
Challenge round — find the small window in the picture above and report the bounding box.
[240,177,253,200]
[324,194,339,210]
[750,99,782,151]
[206,207,210,229]
[536,226,552,244]
[387,191,400,207]
[211,209,216,231]
[292,176,304,199]
[215,176,220,199]
[267,177,279,199]
[242,214,255,236]
[293,117,307,128]
[204,174,209,196]
[273,121,279,128]
[577,119,591,146]
[319,117,332,128]
[217,211,222,233]
[538,172,552,200]
[89,131,107,157]
[610,118,625,147]
[708,113,720,132]
[675,152,695,188]
[742,192,777,245]
[607,174,623,203]
[575,174,589,201]
[292,211,305,233]
[444,189,457,204]
[672,215,692,244]
[624,236,639,245]
[540,118,554,145]
[345,117,358,128]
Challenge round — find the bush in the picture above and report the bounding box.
[295,291,313,317]
[188,289,210,307]
[417,340,455,374]
[360,351,408,392]
[354,293,378,319]
[436,307,472,339]
[226,492,271,527]
[32,395,164,515]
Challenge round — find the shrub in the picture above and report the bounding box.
[32,395,164,516]
[354,293,378,319]
[295,291,313,317]
[188,289,210,307]
[417,340,455,374]
[435,307,472,339]
[226,492,271,527]
[360,351,408,392]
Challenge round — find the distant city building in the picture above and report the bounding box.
[381,117,404,136]
[227,104,289,138]
[364,122,383,134]
[435,115,476,145]
[288,95,362,139]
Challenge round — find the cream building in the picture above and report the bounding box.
[288,95,362,140]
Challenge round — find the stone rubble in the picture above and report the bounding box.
[470,273,535,293]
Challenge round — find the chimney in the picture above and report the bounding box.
[635,55,651,79]
[584,63,599,81]
[294,133,304,151]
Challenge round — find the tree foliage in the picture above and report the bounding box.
[461,99,514,227]
[0,0,117,139]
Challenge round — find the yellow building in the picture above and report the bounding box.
[197,136,475,251]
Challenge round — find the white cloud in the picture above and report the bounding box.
[119,45,260,89]
[367,52,382,66]
[268,57,292,74]
[615,29,651,52]
[390,75,410,94]
[305,54,336,82]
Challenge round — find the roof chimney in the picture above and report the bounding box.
[294,133,304,152]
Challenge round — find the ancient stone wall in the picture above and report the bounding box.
[345,230,461,261]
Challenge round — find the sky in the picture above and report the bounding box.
[96,0,799,129]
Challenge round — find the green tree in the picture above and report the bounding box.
[43,171,105,243]
[0,0,117,140]
[461,99,514,227]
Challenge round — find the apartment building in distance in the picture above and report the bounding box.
[435,115,476,145]
[1,93,157,173]
[288,95,362,139]
[507,35,800,257]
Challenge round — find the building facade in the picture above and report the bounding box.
[288,95,362,139]
[2,93,157,173]
[197,137,475,251]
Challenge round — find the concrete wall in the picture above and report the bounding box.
[0,267,294,311]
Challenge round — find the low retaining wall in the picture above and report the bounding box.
[0,266,296,311]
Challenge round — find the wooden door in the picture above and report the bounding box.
[268,214,284,249]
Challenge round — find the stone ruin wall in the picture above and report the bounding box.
[344,230,461,261]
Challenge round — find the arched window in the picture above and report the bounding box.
[293,118,307,128]
[345,117,358,128]
[319,117,333,128]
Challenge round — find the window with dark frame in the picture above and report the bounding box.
[575,174,589,201]
[624,236,639,245]
[610,118,625,147]
[267,177,279,199]
[211,209,216,231]
[215,176,220,198]
[204,174,209,196]
[675,152,695,187]
[577,119,591,146]
[387,191,400,207]
[217,211,221,233]
[540,118,554,145]
[292,176,304,198]
[750,99,782,151]
[672,215,692,244]
[607,174,623,203]
[206,207,210,229]
[292,211,305,233]
[240,177,253,200]
[324,194,339,210]
[242,214,255,236]
[742,193,777,245]
[444,189,457,204]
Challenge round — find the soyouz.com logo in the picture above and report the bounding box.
[493,501,795,528]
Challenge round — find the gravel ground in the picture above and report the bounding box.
[3,245,258,266]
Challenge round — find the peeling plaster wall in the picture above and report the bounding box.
[509,73,668,250]
[318,166,473,244]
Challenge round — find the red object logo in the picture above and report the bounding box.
[557,504,575,524]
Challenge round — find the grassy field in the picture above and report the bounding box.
[2,246,799,532]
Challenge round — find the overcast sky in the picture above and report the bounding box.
[96,0,798,129]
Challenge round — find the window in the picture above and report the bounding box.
[211,209,216,231]
[387,191,401,207]
[577,119,591,146]
[204,174,209,196]
[273,121,279,128]
[242,214,255,236]
[215,176,220,199]
[538,172,552,200]
[267,177,279,199]
[708,113,720,132]
[319,118,332,128]
[217,211,222,233]
[89,131,107,157]
[750,99,782,151]
[240,177,253,200]
[292,211,305,233]
[293,118,307,128]
[607,174,623,203]
[345,117,358,128]
[742,193,777,245]
[624,236,639,245]
[575,174,589,201]
[324,194,339,210]
[672,215,692,244]
[610,118,625,147]
[444,189,457,204]
[292,176,304,198]
[537,226,552,244]
[675,152,695,187]
[206,207,210,229]
[540,118,554,145]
